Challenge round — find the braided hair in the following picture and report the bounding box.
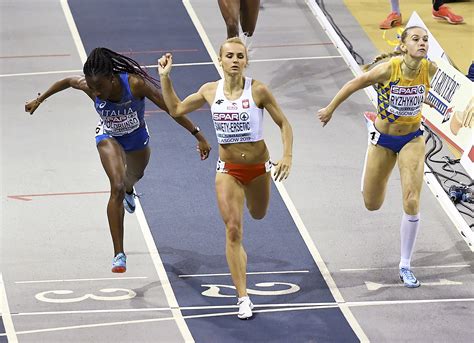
[363,26,427,71]
[83,47,160,88]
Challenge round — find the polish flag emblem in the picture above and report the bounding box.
[242,99,249,109]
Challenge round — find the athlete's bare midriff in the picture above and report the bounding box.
[375,117,421,136]
[218,140,269,164]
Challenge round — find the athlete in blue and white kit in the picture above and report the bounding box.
[158,37,293,319]
[25,47,211,273]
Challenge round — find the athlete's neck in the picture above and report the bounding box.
[108,75,123,102]
[223,75,245,97]
[402,57,421,77]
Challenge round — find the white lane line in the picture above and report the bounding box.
[5,297,474,336]
[365,279,463,291]
[0,55,343,78]
[60,1,193,341]
[341,264,470,272]
[134,201,194,341]
[60,0,87,63]
[11,302,335,316]
[15,276,148,284]
[182,0,368,341]
[0,273,18,343]
[179,270,309,278]
[347,297,474,307]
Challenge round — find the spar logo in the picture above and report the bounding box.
[240,112,249,121]
[391,85,425,95]
[213,112,239,121]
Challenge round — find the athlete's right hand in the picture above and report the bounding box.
[317,107,333,127]
[158,53,173,77]
[25,97,42,115]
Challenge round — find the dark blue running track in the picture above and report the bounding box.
[69,1,359,341]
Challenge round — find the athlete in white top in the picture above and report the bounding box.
[158,37,293,320]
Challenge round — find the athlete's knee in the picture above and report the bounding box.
[363,198,382,211]
[248,206,267,220]
[110,181,126,200]
[403,192,420,214]
[226,222,243,244]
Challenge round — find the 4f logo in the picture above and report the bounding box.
[215,99,224,105]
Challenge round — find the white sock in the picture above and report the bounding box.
[238,296,249,302]
[399,212,420,270]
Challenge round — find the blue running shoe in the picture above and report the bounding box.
[399,268,420,288]
[123,189,136,214]
[112,252,127,273]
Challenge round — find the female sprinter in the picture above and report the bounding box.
[25,47,211,273]
[318,26,437,288]
[158,37,293,319]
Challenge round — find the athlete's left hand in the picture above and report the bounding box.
[273,155,292,181]
[196,139,211,160]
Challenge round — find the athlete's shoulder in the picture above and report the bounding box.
[199,80,219,94]
[250,79,268,93]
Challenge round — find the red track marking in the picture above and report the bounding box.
[8,191,110,201]
[0,54,71,59]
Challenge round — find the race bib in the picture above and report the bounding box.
[388,85,425,117]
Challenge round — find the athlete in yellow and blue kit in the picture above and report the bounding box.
[317,26,438,288]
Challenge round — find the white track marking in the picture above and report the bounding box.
[60,0,193,341]
[179,270,309,277]
[0,273,18,342]
[15,276,148,284]
[60,0,86,63]
[341,265,470,272]
[134,200,194,341]
[183,0,368,341]
[365,279,463,291]
[4,297,473,336]
[10,297,474,317]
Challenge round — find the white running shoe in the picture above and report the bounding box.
[123,188,136,214]
[237,296,254,320]
[240,33,254,57]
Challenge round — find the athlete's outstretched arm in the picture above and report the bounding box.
[317,62,391,126]
[130,74,211,160]
[25,76,93,114]
[158,53,208,117]
[254,81,293,182]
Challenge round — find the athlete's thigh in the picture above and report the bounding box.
[398,136,425,198]
[363,143,397,205]
[218,0,240,21]
[125,146,151,177]
[97,138,127,182]
[240,0,260,29]
[215,173,245,223]
[243,171,271,213]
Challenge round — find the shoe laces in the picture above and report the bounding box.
[400,268,417,282]
[114,253,126,263]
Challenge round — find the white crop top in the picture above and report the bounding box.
[210,77,264,144]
